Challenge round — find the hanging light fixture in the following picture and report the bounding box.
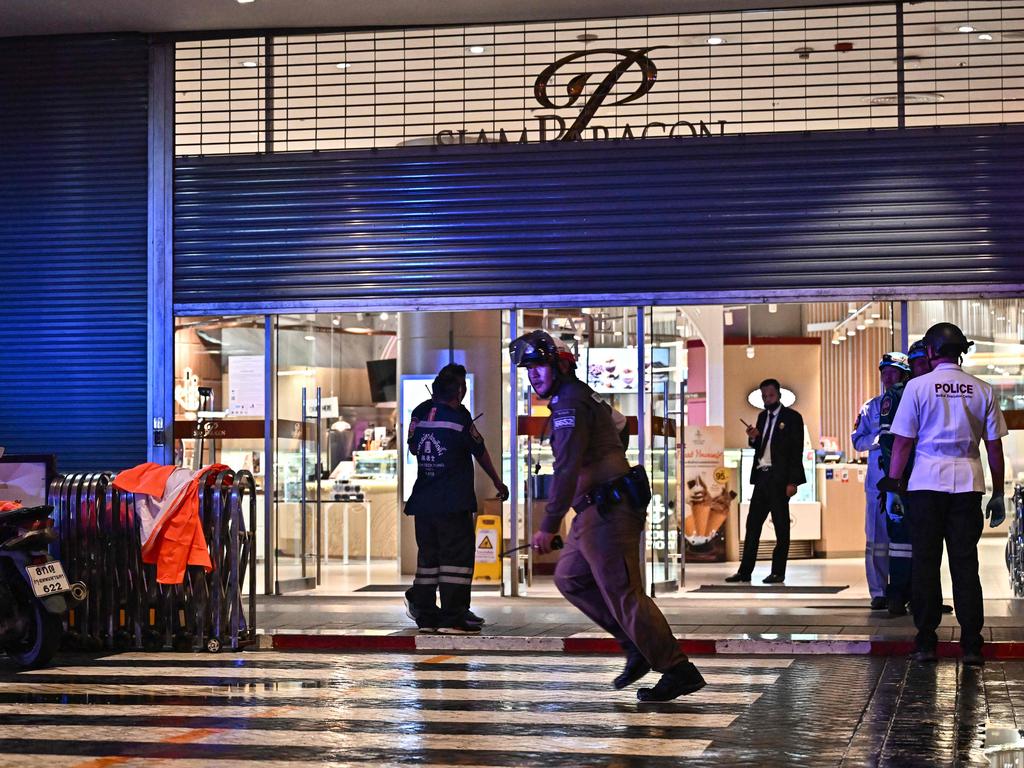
[746,306,755,358]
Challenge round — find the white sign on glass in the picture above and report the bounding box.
[228,355,265,416]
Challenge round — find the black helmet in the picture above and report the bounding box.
[922,322,973,358]
[510,330,578,370]
[906,339,928,361]
[510,330,559,367]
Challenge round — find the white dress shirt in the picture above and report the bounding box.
[756,406,781,470]
[890,361,1007,493]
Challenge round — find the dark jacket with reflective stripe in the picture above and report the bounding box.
[543,377,630,533]
[405,399,485,516]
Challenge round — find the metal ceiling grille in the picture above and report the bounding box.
[174,1,1024,156]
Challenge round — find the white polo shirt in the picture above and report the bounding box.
[890,361,1007,493]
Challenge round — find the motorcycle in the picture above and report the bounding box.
[0,503,86,668]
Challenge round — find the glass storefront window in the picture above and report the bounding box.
[173,315,268,589]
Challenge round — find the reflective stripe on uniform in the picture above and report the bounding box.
[439,565,474,575]
[417,420,465,431]
[888,543,913,558]
[413,576,439,585]
[415,567,440,575]
[438,575,474,585]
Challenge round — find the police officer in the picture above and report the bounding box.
[882,323,1007,665]
[874,352,912,615]
[852,353,910,609]
[510,330,705,702]
[404,364,509,634]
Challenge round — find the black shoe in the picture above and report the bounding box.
[941,604,954,614]
[762,573,785,584]
[637,662,707,702]
[437,619,482,635]
[911,647,938,663]
[464,610,485,626]
[962,650,985,667]
[725,572,751,583]
[870,596,887,610]
[887,598,907,617]
[613,652,652,690]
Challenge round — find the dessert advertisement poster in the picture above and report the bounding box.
[683,425,733,562]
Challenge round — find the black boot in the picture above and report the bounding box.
[613,643,651,690]
[637,661,706,702]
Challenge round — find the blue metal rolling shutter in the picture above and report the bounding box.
[174,125,1024,309]
[0,36,149,472]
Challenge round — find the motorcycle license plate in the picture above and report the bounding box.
[26,561,70,598]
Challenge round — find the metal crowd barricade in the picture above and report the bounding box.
[47,467,257,652]
[1009,485,1024,599]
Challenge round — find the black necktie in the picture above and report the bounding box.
[761,411,775,455]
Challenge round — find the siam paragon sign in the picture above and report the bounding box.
[436,47,727,146]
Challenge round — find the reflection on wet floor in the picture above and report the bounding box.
[0,651,1019,766]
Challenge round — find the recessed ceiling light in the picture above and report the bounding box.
[336,62,351,69]
[304,335,315,341]
[467,45,487,54]
[240,60,258,68]
[237,0,255,4]
[959,25,976,33]
[707,36,725,45]
[978,33,994,41]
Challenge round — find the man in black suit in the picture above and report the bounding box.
[726,378,807,584]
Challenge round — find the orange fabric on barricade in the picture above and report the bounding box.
[111,462,177,498]
[113,463,229,585]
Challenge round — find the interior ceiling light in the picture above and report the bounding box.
[768,303,778,313]
[724,310,734,326]
[240,60,258,68]
[237,0,256,3]
[707,36,725,45]
[467,45,487,54]
[304,335,316,341]
[847,328,857,336]
[959,25,976,33]
[978,33,994,41]
[336,62,351,69]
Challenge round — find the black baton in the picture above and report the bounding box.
[500,535,563,557]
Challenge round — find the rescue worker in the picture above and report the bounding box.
[510,330,705,702]
[879,339,954,618]
[882,323,1007,666]
[852,353,910,609]
[404,363,509,634]
[874,352,912,615]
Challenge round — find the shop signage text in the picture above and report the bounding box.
[435,47,727,146]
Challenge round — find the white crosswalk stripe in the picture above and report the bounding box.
[0,651,788,765]
[24,664,780,686]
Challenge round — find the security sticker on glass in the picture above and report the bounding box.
[552,409,576,430]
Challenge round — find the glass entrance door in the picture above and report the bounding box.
[273,315,322,593]
[645,307,686,593]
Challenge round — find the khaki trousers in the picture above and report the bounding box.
[554,502,687,672]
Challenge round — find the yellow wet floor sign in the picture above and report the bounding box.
[473,513,501,582]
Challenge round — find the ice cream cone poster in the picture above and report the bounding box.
[683,425,732,562]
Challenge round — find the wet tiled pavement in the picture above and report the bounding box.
[0,651,1021,766]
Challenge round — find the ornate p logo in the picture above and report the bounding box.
[534,48,660,140]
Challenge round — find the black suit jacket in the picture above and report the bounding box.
[748,405,807,487]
